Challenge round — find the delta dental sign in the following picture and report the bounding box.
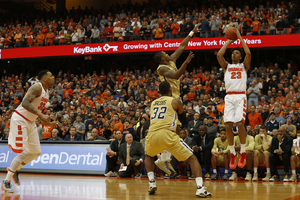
[1,34,300,59]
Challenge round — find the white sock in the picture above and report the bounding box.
[225,169,228,174]
[266,168,270,174]
[240,144,246,153]
[292,170,296,174]
[195,177,203,187]
[5,171,14,182]
[229,145,236,155]
[254,167,258,173]
[213,169,217,173]
[148,172,155,181]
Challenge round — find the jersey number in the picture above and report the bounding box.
[38,102,46,111]
[151,106,167,120]
[231,72,242,79]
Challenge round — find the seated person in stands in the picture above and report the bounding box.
[48,128,63,141]
[210,129,229,180]
[119,133,145,178]
[252,125,272,181]
[269,127,293,181]
[229,132,254,181]
[289,130,300,181]
[192,125,215,179]
[281,115,297,138]
[64,126,82,141]
[105,130,125,177]
[86,128,106,141]
[1,127,9,140]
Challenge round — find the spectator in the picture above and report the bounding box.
[247,80,260,106]
[48,128,63,141]
[252,125,272,181]
[247,105,263,129]
[73,115,86,138]
[64,29,72,44]
[119,133,144,178]
[87,128,106,141]
[36,30,45,46]
[292,111,300,131]
[153,24,163,40]
[1,127,9,140]
[192,125,215,179]
[100,24,108,43]
[199,17,209,38]
[269,127,293,181]
[210,16,220,38]
[46,29,55,46]
[276,16,285,34]
[171,19,180,39]
[250,17,261,35]
[281,115,297,138]
[113,22,121,42]
[146,86,158,98]
[14,30,23,48]
[123,120,136,140]
[266,111,280,132]
[206,116,218,136]
[110,114,124,132]
[105,130,124,177]
[188,112,202,137]
[64,126,82,141]
[91,25,100,43]
[210,129,229,180]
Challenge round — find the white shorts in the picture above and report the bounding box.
[8,112,41,154]
[224,94,247,123]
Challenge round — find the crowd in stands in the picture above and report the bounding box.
[0,57,300,180]
[0,1,300,48]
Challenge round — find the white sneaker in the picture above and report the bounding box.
[148,180,157,195]
[104,171,113,177]
[252,172,258,181]
[155,158,171,175]
[166,159,176,173]
[111,172,118,177]
[245,172,252,181]
[196,186,212,198]
[1,180,14,193]
[229,172,237,181]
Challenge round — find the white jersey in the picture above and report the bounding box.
[15,82,49,121]
[224,63,247,92]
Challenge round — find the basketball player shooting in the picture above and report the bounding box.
[1,70,58,193]
[217,28,251,170]
[153,23,199,176]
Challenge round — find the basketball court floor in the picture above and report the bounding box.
[1,173,300,200]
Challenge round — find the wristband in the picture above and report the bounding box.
[188,31,194,37]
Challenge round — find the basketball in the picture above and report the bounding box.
[225,27,238,41]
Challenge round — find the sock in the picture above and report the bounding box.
[240,144,246,153]
[292,170,296,174]
[254,167,258,173]
[5,171,14,182]
[213,169,217,174]
[160,151,171,161]
[148,172,155,181]
[195,177,203,187]
[229,145,236,155]
[225,169,228,174]
[266,168,270,174]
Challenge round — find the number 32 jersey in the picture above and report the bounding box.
[149,96,178,132]
[16,82,49,121]
[224,63,247,92]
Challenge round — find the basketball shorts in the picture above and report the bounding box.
[145,129,193,161]
[255,150,270,164]
[224,94,247,123]
[8,112,41,154]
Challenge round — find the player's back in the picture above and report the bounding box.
[157,61,180,98]
[16,82,49,121]
[149,96,177,132]
[224,63,247,92]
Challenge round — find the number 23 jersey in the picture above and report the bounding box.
[224,63,247,92]
[149,96,178,132]
[16,82,49,121]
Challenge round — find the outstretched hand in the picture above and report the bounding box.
[192,24,200,32]
[185,51,194,63]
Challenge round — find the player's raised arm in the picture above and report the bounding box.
[21,83,50,123]
[159,51,194,80]
[170,24,199,62]
[217,40,233,70]
[234,28,251,71]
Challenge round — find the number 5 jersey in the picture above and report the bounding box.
[15,82,49,121]
[224,63,247,92]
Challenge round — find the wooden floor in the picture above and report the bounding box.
[1,173,300,200]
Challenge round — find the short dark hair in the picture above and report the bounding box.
[220,128,226,133]
[159,81,171,95]
[38,70,49,81]
[69,126,76,131]
[231,47,245,60]
[260,124,269,131]
[154,51,164,63]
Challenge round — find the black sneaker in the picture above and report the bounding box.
[269,175,278,181]
[211,173,218,180]
[223,173,229,180]
[1,180,14,193]
[170,172,181,179]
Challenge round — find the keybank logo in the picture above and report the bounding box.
[74,44,119,54]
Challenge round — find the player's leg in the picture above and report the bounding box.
[145,154,157,194]
[262,151,271,181]
[211,153,218,180]
[253,150,259,181]
[236,96,247,168]
[223,153,229,180]
[289,155,297,181]
[245,150,253,181]
[225,121,237,170]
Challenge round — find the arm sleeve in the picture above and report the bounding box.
[211,138,218,153]
[178,111,188,127]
